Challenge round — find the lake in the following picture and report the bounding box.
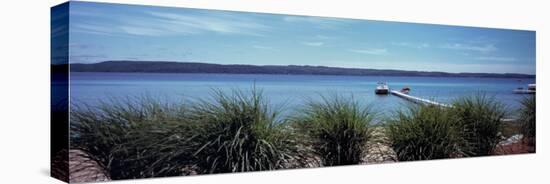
[69,72,535,119]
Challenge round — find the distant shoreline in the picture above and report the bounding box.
[68,71,537,80]
[54,61,535,78]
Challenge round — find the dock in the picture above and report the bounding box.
[389,89,517,122]
[390,90,452,108]
[513,89,535,94]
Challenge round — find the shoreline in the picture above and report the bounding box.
[66,71,536,79]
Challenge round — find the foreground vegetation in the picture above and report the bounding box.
[69,90,535,180]
[387,95,508,161]
[187,89,303,173]
[519,95,536,147]
[452,95,506,156]
[291,95,373,166]
[70,97,197,179]
[387,104,465,161]
[71,90,308,179]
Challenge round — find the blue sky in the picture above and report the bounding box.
[66,1,536,74]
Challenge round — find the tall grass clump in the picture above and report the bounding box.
[387,104,465,161]
[452,95,506,156]
[70,97,199,179]
[519,95,536,146]
[188,89,300,173]
[292,95,373,166]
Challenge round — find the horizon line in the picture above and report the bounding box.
[60,60,536,76]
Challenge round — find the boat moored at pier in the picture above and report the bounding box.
[375,82,389,95]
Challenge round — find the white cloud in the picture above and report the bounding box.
[349,48,388,55]
[72,23,118,36]
[71,10,271,37]
[118,26,168,36]
[392,42,430,49]
[475,56,517,62]
[148,12,271,36]
[440,43,497,53]
[282,16,354,29]
[301,42,324,47]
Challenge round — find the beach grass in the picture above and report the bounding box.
[70,89,304,179]
[188,88,303,173]
[387,104,465,161]
[291,95,373,166]
[69,90,530,180]
[519,95,536,146]
[451,95,506,156]
[387,94,507,161]
[70,96,200,179]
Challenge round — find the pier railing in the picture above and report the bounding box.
[390,90,453,108]
[390,90,518,122]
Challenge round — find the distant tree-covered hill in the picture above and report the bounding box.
[65,61,535,78]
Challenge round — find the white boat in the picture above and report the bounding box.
[513,83,535,94]
[528,84,536,90]
[375,82,389,95]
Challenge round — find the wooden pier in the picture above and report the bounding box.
[389,89,517,122]
[390,90,453,108]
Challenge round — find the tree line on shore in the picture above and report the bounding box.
[62,61,535,78]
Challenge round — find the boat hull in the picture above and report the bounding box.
[375,89,389,95]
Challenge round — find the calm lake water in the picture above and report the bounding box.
[69,72,535,119]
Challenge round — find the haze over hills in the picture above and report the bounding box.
[64,61,535,78]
